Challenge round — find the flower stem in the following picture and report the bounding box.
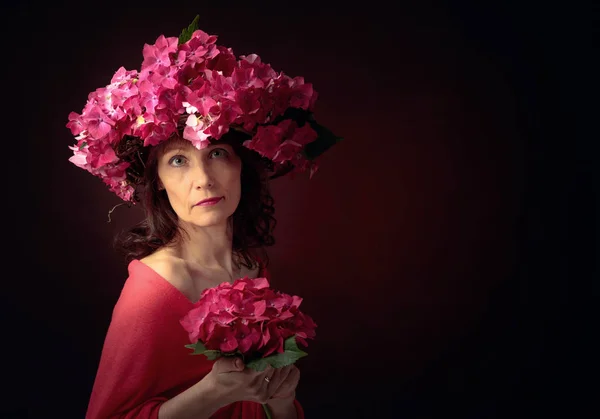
[262,403,273,419]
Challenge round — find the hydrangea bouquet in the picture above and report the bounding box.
[180,276,317,417]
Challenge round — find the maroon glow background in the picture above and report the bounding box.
[7,1,592,418]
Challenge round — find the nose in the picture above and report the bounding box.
[191,162,215,189]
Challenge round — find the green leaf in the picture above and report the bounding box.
[178,15,200,45]
[78,141,87,150]
[303,121,343,160]
[283,335,308,360]
[185,341,223,360]
[246,336,308,371]
[203,350,221,360]
[264,348,307,369]
[247,357,270,372]
[284,335,300,351]
[185,340,207,354]
[267,107,342,161]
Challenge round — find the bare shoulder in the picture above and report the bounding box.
[139,249,190,285]
[139,250,262,302]
[140,250,204,302]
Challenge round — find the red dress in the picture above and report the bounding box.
[86,259,305,418]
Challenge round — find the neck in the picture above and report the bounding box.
[172,218,238,276]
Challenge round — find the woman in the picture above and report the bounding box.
[85,131,302,418]
[67,18,340,419]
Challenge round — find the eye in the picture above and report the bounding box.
[168,154,187,167]
[209,148,229,159]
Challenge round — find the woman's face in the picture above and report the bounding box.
[156,138,242,228]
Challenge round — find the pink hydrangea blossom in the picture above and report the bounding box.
[67,28,321,201]
[180,277,316,358]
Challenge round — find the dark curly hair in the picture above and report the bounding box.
[112,129,285,271]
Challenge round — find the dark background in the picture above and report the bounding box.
[4,0,595,418]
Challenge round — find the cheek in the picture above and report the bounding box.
[223,164,242,187]
[162,174,188,199]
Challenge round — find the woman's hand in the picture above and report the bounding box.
[159,357,300,419]
[204,357,286,405]
[265,365,301,419]
[266,364,300,400]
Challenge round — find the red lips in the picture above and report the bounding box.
[195,197,223,206]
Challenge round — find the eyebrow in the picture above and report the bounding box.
[161,140,231,156]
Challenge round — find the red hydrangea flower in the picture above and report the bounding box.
[180,277,316,360]
[66,22,330,202]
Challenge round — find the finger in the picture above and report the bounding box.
[261,365,275,389]
[287,365,300,382]
[267,366,291,396]
[264,365,284,393]
[287,365,300,386]
[277,365,293,384]
[213,356,244,374]
[272,366,300,399]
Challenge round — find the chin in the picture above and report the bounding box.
[194,216,226,227]
[194,212,234,227]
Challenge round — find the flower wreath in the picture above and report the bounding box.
[66,16,342,203]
